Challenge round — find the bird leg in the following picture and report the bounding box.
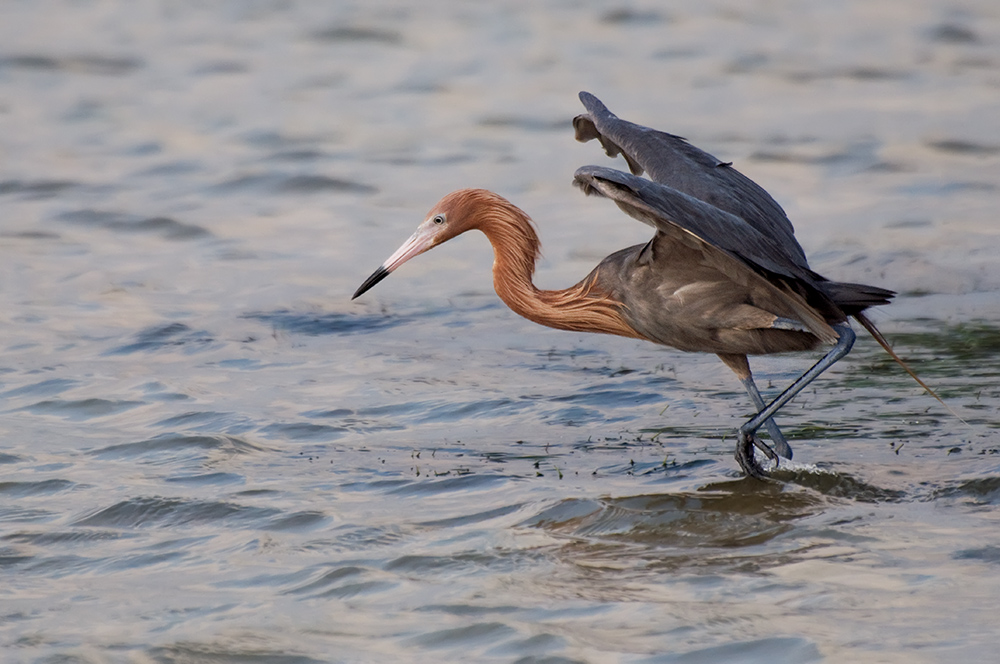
[736,433,779,479]
[738,375,793,460]
[717,352,792,467]
[735,323,857,478]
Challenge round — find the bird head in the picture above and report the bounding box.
[352,189,493,300]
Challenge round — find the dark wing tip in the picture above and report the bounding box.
[573,113,600,144]
[577,92,617,123]
[578,91,608,116]
[572,165,603,193]
[573,177,595,197]
[352,265,390,300]
[574,92,605,143]
[573,166,648,207]
[574,165,640,193]
[573,94,645,176]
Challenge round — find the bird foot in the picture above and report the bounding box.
[734,429,779,479]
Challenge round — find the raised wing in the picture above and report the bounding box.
[574,91,808,268]
[574,166,811,282]
[574,166,839,341]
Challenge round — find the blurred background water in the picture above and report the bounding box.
[2,1,999,662]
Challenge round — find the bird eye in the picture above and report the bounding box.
[432,214,446,225]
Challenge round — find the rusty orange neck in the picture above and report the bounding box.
[472,198,642,340]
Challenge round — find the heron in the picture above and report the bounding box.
[353,91,934,477]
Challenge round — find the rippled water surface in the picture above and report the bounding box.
[3,1,1000,662]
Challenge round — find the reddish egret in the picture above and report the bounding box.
[353,91,926,477]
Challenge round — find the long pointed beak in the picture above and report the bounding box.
[352,265,391,300]
[352,226,437,300]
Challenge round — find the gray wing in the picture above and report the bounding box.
[573,91,808,268]
[574,166,839,342]
[574,166,816,285]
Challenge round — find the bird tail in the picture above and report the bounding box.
[853,312,968,425]
[825,281,895,313]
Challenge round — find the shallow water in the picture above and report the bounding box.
[2,1,1000,662]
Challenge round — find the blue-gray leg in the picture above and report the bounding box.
[738,375,793,460]
[736,323,857,478]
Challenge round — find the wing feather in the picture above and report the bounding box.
[574,166,838,343]
[574,91,808,268]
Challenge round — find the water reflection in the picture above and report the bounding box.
[525,482,823,568]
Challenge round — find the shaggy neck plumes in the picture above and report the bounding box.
[462,191,642,340]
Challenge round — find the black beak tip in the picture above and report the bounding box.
[352,266,391,300]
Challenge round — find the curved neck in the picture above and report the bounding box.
[475,203,641,339]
